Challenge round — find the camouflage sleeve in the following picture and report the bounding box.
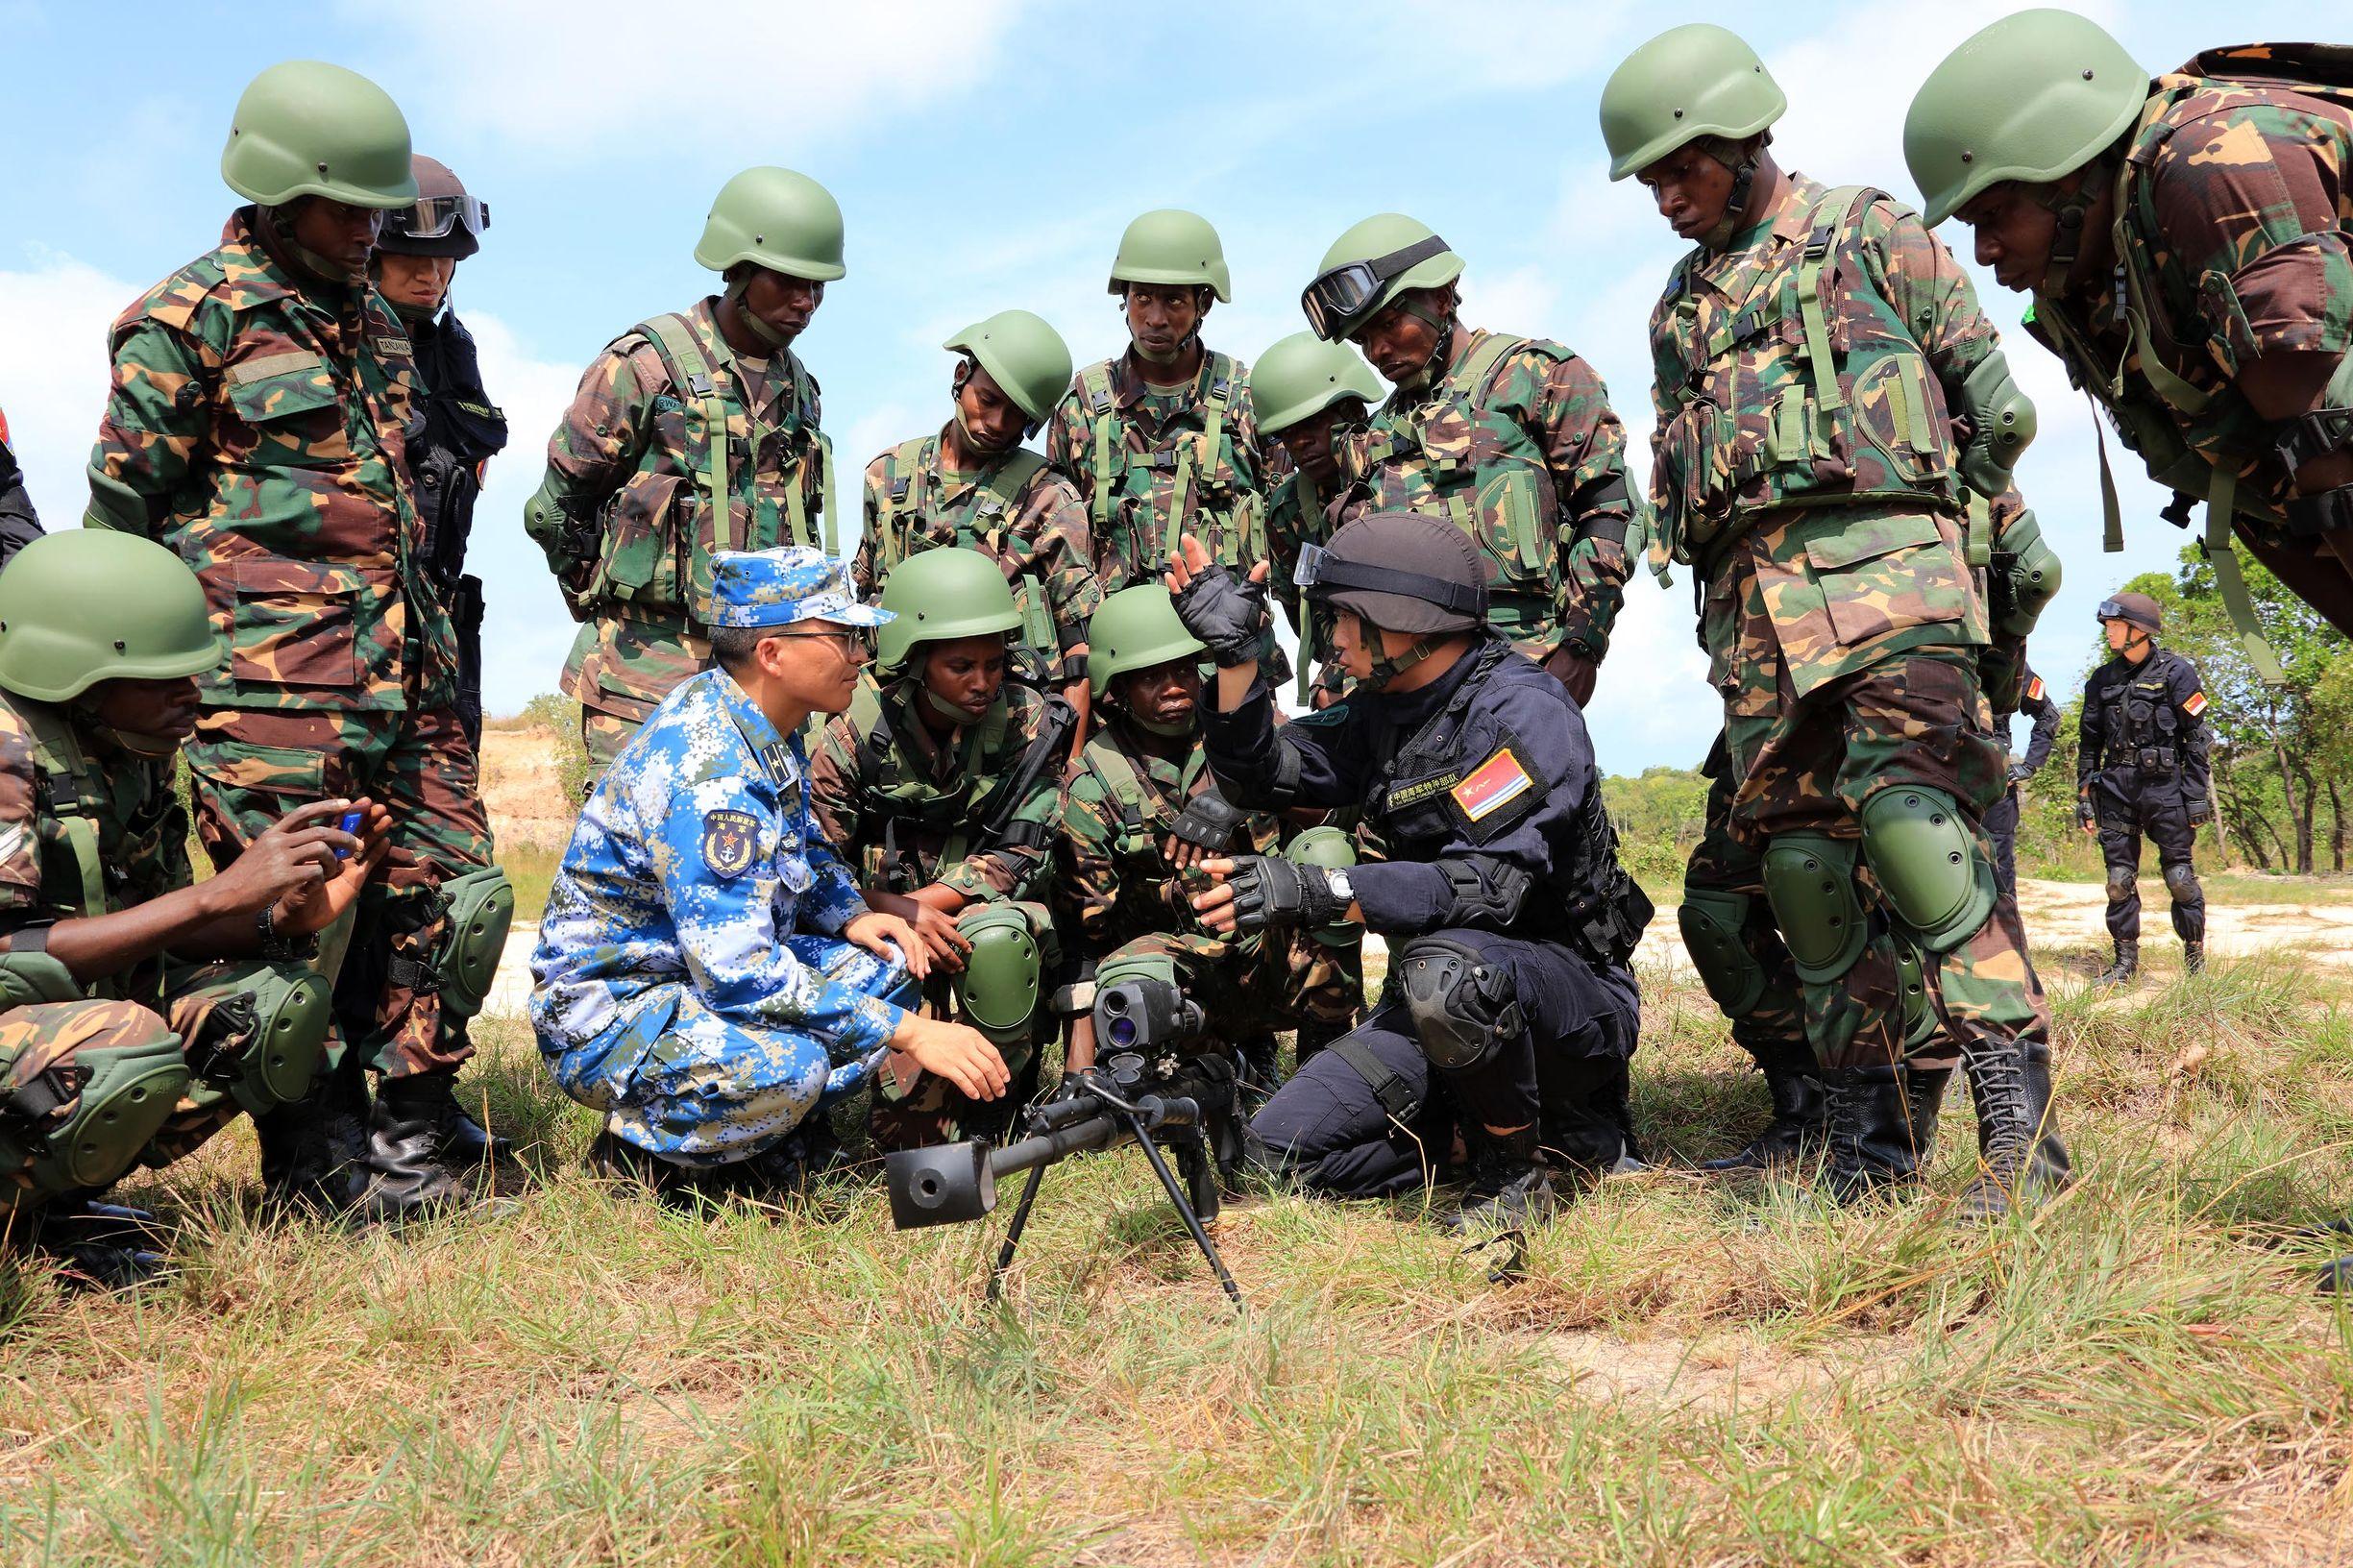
[938,703,1062,901]
[1046,385,1091,501]
[2148,108,2353,377]
[1533,351,1636,659]
[1861,199,1999,395]
[1058,763,1124,947]
[1015,472,1103,656]
[540,340,658,506]
[804,714,866,863]
[849,454,888,601]
[1645,290,1683,522]
[1226,378,1265,499]
[0,709,39,919]
[1263,479,1307,635]
[84,308,223,534]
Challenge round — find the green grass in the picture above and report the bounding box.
[5,958,2352,1565]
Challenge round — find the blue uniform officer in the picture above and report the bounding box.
[530,547,1011,1195]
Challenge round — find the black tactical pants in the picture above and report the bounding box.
[1248,929,1638,1198]
[1986,784,2022,900]
[2096,792,2205,943]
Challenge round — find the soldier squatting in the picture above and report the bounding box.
[4,12,2352,1295]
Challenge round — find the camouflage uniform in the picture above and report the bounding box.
[849,429,1102,687]
[528,298,834,779]
[2020,49,2353,642]
[82,208,493,1080]
[807,675,1066,1147]
[0,687,326,1218]
[1331,328,1638,672]
[1650,172,2050,1090]
[1061,709,1358,1069]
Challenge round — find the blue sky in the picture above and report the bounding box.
[0,0,2310,773]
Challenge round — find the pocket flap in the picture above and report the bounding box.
[182,736,329,796]
[226,357,340,424]
[227,557,362,598]
[1803,513,1943,572]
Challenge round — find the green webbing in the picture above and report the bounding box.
[1964,492,1991,570]
[19,703,110,915]
[641,313,733,552]
[819,430,839,559]
[1794,187,1867,416]
[1084,366,1117,537]
[2202,468,2288,686]
[2090,395,2125,552]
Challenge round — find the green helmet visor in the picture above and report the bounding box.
[1302,234,1451,341]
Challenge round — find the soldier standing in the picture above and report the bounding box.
[1906,13,2353,1283]
[83,62,509,1220]
[808,550,1070,1149]
[0,532,386,1286]
[1298,215,1638,707]
[2075,593,2211,985]
[1251,331,1384,704]
[527,166,844,787]
[850,310,1102,747]
[1598,24,2067,1210]
[1988,658,2063,898]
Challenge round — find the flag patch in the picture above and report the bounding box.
[1451,747,1535,823]
[2026,675,2045,702]
[2183,691,2208,717]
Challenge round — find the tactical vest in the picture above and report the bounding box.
[584,310,835,627]
[1652,185,1963,569]
[15,700,182,1007]
[1076,351,1259,584]
[1370,643,1653,969]
[2091,652,2194,777]
[2029,47,2353,684]
[1083,730,1206,862]
[1345,332,1570,642]
[870,436,1061,665]
[841,679,1064,893]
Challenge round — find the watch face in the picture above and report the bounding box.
[1327,870,1353,900]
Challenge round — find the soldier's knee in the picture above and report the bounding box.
[1760,834,1868,983]
[1679,887,1767,1016]
[433,866,515,1025]
[954,904,1046,1045]
[1394,936,1522,1071]
[0,1001,187,1199]
[2163,863,2202,905]
[2105,864,2139,903]
[175,961,331,1118]
[1857,786,1996,953]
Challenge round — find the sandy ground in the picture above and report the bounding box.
[478,723,579,851]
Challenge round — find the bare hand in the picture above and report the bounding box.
[905,902,973,972]
[846,910,931,981]
[275,798,392,937]
[889,1012,1012,1101]
[211,798,364,919]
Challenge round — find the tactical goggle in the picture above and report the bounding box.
[1299,235,1451,341]
[2096,599,2127,621]
[391,192,490,243]
[1293,542,1483,615]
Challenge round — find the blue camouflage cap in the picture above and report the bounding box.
[708,548,895,630]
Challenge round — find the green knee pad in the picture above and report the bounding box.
[1889,943,1942,1052]
[1678,887,1767,1017]
[1761,834,1868,985]
[1858,786,1996,953]
[0,946,86,1009]
[175,961,331,1118]
[434,866,516,1023]
[954,904,1044,1046]
[10,1028,188,1194]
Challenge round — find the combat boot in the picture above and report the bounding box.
[1538,1055,1648,1176]
[1954,1041,2072,1221]
[1822,1065,1924,1205]
[2320,1258,2353,1294]
[351,1074,492,1223]
[1234,1035,1282,1117]
[2183,941,2206,976]
[2094,939,2139,990]
[1446,1123,1556,1232]
[1700,1066,1826,1172]
[29,1195,170,1292]
[256,1063,371,1215]
[396,1066,514,1165]
[1904,1065,1952,1163]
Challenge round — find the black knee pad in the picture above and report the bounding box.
[2105,864,2138,902]
[1394,937,1521,1072]
[2162,863,2201,905]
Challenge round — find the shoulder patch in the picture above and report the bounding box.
[1451,746,1536,824]
[2026,675,2045,703]
[700,809,761,878]
[2182,690,2208,718]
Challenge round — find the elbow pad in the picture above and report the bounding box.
[1438,857,1532,928]
[1991,507,2063,638]
[1957,353,2037,496]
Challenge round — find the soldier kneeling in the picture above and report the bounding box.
[0,532,385,1287]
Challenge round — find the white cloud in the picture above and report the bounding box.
[0,246,135,530]
[356,0,1032,153]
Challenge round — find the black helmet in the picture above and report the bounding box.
[2096,591,2162,636]
[378,155,487,258]
[1297,511,1486,635]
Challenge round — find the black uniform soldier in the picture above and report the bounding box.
[1167,513,1652,1227]
[0,403,43,568]
[1987,659,2063,897]
[2076,592,2212,985]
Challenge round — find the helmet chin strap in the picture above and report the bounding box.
[72,698,181,760]
[1128,711,1196,738]
[1390,299,1457,393]
[1360,632,1438,691]
[263,205,365,289]
[1699,136,1760,251]
[2031,155,2113,295]
[725,272,788,351]
[1129,287,1209,368]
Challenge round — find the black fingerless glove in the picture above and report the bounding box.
[1172,563,1268,667]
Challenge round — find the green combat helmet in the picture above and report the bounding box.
[1108,209,1232,302]
[1599,23,1786,182]
[1285,824,1360,947]
[1904,10,2145,228]
[944,309,1074,433]
[1250,331,1384,435]
[695,166,846,280]
[1302,213,1463,342]
[1086,584,1206,697]
[874,547,1022,678]
[220,61,417,208]
[0,530,218,702]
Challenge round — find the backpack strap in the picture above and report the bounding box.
[874,436,934,576]
[979,450,1059,656]
[18,702,106,917]
[1081,363,1119,537]
[1165,355,1235,564]
[1417,333,1523,532]
[637,313,732,552]
[1793,184,1874,419]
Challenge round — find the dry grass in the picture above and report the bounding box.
[5,955,2353,1565]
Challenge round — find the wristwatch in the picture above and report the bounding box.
[1324,868,1354,905]
[255,903,317,964]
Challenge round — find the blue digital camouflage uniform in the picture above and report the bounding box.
[529,550,906,1164]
